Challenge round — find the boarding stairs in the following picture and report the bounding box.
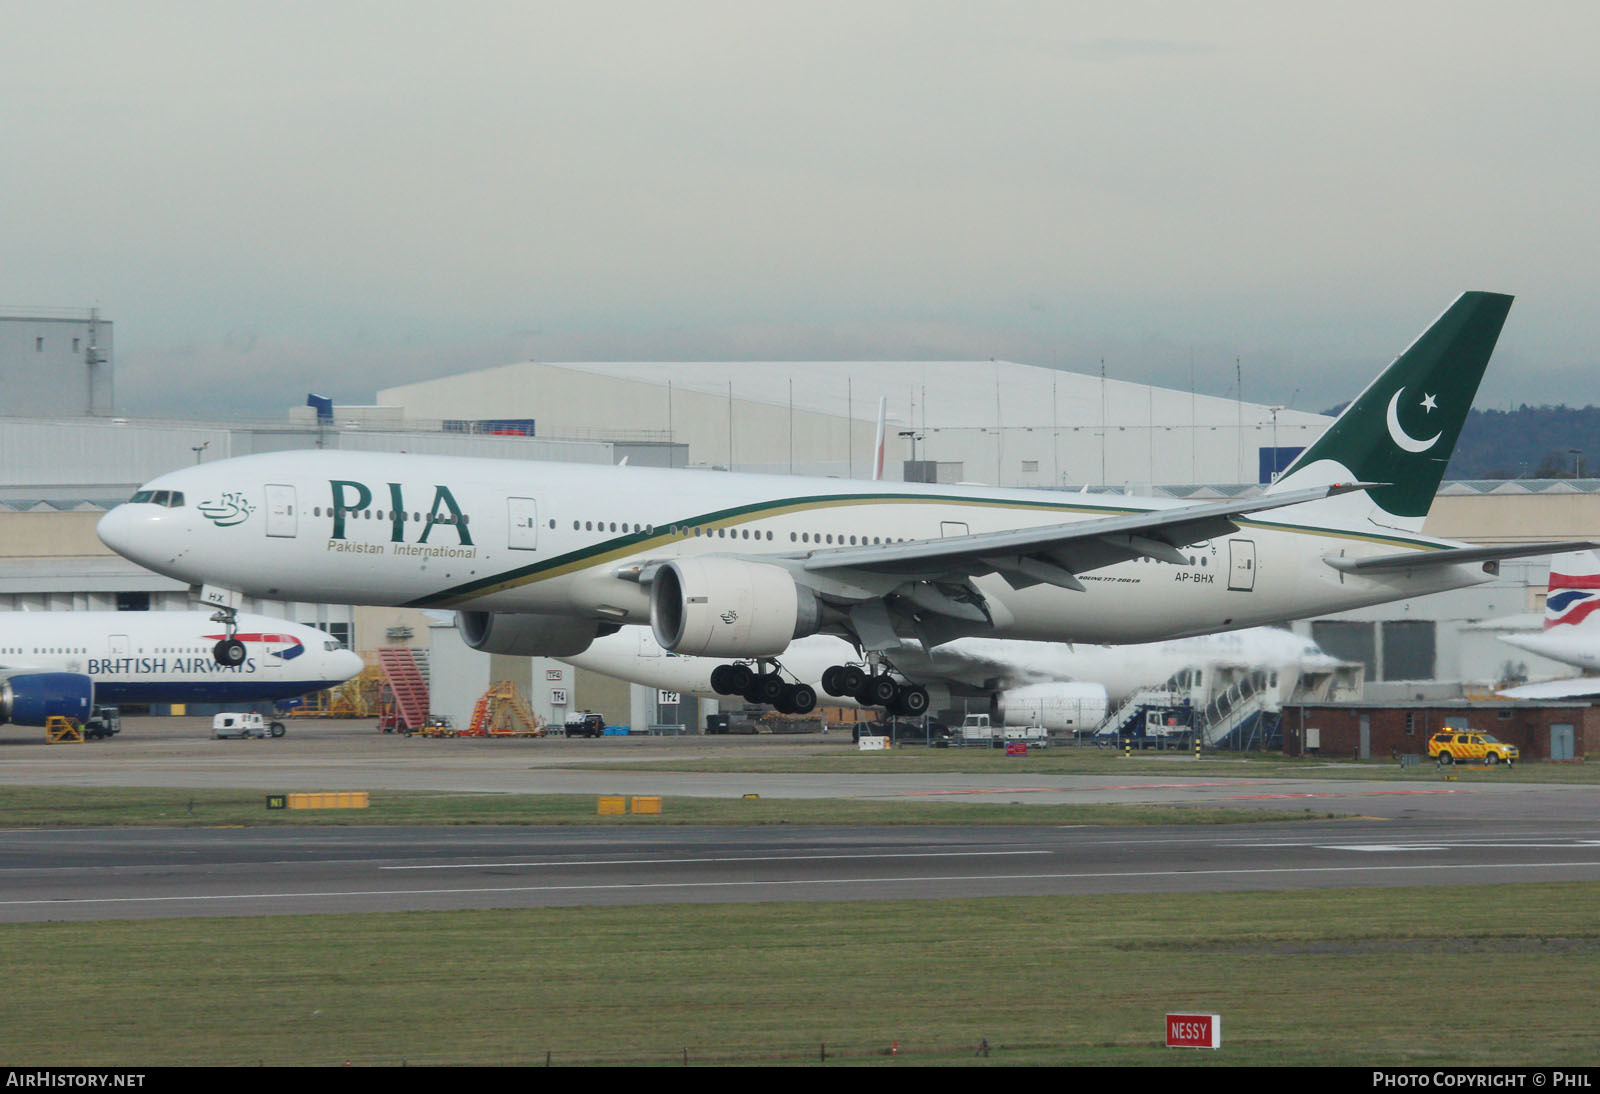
[1197,670,1276,749]
[465,681,545,737]
[377,648,431,732]
[1093,683,1187,740]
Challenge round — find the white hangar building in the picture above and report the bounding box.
[378,360,1332,489]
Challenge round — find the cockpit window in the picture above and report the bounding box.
[130,490,154,503]
[323,640,347,652]
[131,490,185,508]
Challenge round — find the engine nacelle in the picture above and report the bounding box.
[990,682,1108,732]
[649,558,821,658]
[0,672,94,727]
[456,611,614,658]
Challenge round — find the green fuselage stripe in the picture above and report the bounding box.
[399,491,1444,609]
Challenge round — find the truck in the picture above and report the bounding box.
[563,711,606,738]
[955,713,1049,748]
[212,712,286,739]
[83,706,121,740]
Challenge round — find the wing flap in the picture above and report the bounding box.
[801,481,1371,584]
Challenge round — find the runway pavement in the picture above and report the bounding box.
[4,818,1600,922]
[4,717,1599,921]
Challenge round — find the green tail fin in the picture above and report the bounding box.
[1272,291,1513,523]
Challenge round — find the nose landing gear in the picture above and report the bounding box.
[210,607,245,666]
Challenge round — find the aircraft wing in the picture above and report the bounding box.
[1496,678,1600,701]
[1324,541,1600,575]
[799,481,1374,591]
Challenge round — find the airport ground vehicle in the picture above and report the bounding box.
[212,712,286,739]
[1428,730,1518,765]
[82,706,121,740]
[954,713,1048,748]
[564,711,606,738]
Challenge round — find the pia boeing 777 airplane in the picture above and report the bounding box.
[0,611,364,727]
[97,293,1591,717]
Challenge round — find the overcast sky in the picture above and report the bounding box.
[3,1,1597,420]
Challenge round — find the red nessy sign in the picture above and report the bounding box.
[1166,1013,1221,1049]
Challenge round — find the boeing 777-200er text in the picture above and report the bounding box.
[0,611,364,728]
[98,293,1592,717]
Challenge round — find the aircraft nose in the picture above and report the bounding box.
[99,502,187,572]
[97,505,140,560]
[334,649,365,681]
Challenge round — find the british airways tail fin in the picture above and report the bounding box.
[1543,550,1600,631]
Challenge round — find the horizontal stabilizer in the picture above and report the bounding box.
[1325,541,1600,575]
[1496,678,1600,701]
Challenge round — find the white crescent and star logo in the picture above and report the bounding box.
[1385,388,1442,453]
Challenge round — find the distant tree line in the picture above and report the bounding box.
[1446,406,1600,479]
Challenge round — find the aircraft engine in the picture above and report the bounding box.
[649,558,821,658]
[456,611,616,658]
[990,682,1109,732]
[0,672,94,727]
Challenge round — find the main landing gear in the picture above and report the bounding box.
[709,661,818,715]
[210,606,245,667]
[820,664,930,718]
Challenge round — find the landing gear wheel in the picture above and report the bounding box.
[755,672,786,704]
[726,664,754,695]
[213,639,246,667]
[821,665,847,697]
[710,665,735,695]
[789,683,817,715]
[859,675,898,708]
[838,666,865,696]
[896,685,930,717]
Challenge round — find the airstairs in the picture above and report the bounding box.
[377,648,430,732]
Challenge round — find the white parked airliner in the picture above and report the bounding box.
[97,293,1590,717]
[565,626,1342,724]
[0,611,364,727]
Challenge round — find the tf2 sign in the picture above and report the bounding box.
[1166,1013,1221,1049]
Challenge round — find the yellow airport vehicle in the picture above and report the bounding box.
[1427,730,1519,766]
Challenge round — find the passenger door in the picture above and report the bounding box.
[265,484,297,538]
[1228,539,1256,591]
[508,498,539,551]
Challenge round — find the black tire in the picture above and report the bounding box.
[213,638,246,667]
[1485,753,1499,765]
[898,685,930,717]
[1439,751,1454,765]
[710,665,734,695]
[838,666,865,695]
[269,722,286,738]
[726,664,754,694]
[756,673,786,704]
[861,675,898,707]
[789,684,817,715]
[821,665,846,697]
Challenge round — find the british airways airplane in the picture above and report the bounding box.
[96,294,1591,718]
[0,611,364,728]
[1498,551,1600,699]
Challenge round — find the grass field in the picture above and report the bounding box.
[6,883,1599,1066]
[0,786,1329,827]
